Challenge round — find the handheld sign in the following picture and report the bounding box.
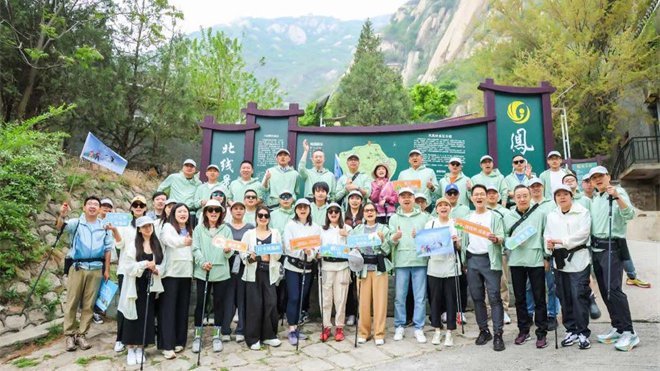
[347,233,381,248]
[415,227,453,257]
[95,280,118,312]
[505,225,537,250]
[320,244,351,259]
[226,239,248,253]
[392,179,422,192]
[455,218,492,239]
[255,243,283,256]
[290,235,322,251]
[103,212,132,227]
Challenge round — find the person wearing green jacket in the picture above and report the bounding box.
[503,154,534,207]
[270,190,295,235]
[227,160,264,204]
[298,139,336,201]
[562,173,591,209]
[262,149,299,208]
[193,164,229,212]
[310,182,331,226]
[157,159,202,218]
[471,155,507,205]
[539,151,570,200]
[503,185,549,349]
[191,200,234,354]
[588,166,640,351]
[335,153,372,206]
[439,157,472,207]
[389,187,431,344]
[461,184,505,351]
[486,184,512,324]
[398,149,440,204]
[444,183,470,220]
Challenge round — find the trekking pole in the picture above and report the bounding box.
[296,254,308,352]
[318,259,324,330]
[140,271,153,371]
[607,195,614,301]
[354,273,360,348]
[454,244,464,335]
[197,270,210,366]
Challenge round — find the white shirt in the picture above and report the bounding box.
[467,211,491,255]
[544,203,592,272]
[424,219,460,278]
[549,170,564,194]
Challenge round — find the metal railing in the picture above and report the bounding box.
[611,136,660,179]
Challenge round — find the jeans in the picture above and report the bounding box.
[526,268,559,318]
[394,267,427,329]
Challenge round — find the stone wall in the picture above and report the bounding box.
[622,176,660,211]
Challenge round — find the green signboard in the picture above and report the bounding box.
[571,161,598,190]
[210,131,245,189]
[253,117,290,180]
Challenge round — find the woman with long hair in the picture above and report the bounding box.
[344,190,364,228]
[117,216,164,365]
[370,164,397,224]
[241,206,283,350]
[158,203,193,359]
[191,200,234,353]
[155,198,177,237]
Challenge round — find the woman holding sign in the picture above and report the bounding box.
[424,197,461,346]
[319,202,352,342]
[241,206,283,350]
[190,200,234,354]
[283,199,322,345]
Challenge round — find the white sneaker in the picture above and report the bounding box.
[135,348,146,364]
[213,337,223,352]
[503,312,511,324]
[221,334,231,342]
[614,331,640,351]
[444,331,454,347]
[250,341,261,350]
[459,312,467,324]
[174,345,184,353]
[192,337,201,353]
[263,338,282,347]
[375,338,385,346]
[561,332,578,347]
[126,348,137,366]
[414,329,427,343]
[357,337,367,344]
[431,330,442,345]
[441,312,447,323]
[114,341,125,352]
[346,315,356,326]
[162,350,176,359]
[235,334,245,343]
[232,310,239,323]
[597,327,621,344]
[393,327,405,341]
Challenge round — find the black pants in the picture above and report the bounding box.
[428,275,458,330]
[346,273,357,317]
[245,269,279,346]
[556,266,591,337]
[158,277,191,350]
[593,248,633,332]
[193,278,232,333]
[285,269,313,325]
[511,266,548,338]
[115,274,124,341]
[303,263,317,313]
[228,256,246,335]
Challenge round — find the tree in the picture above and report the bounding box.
[474,0,658,157]
[409,83,457,121]
[333,19,412,125]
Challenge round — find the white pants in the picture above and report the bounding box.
[321,268,351,328]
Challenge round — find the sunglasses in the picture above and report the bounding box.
[257,213,270,219]
[446,191,459,196]
[211,192,225,198]
[513,159,526,165]
[245,195,257,200]
[131,203,146,208]
[206,207,223,214]
[279,194,293,200]
[328,209,341,215]
[450,162,461,166]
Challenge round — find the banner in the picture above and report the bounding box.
[505,225,537,250]
[211,236,248,252]
[290,235,322,251]
[80,132,127,175]
[102,212,132,227]
[392,179,422,192]
[95,280,118,312]
[255,243,283,256]
[415,227,454,257]
[320,244,351,259]
[455,218,492,239]
[347,233,381,248]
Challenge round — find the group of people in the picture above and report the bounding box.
[55,140,650,366]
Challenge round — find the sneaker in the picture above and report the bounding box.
[503,312,512,324]
[335,327,346,342]
[213,337,223,352]
[493,333,505,351]
[235,334,245,343]
[626,277,651,288]
[65,336,76,351]
[174,345,183,353]
[561,332,578,347]
[578,334,591,349]
[114,341,125,352]
[127,348,137,366]
[76,335,91,350]
[589,294,602,320]
[192,337,201,353]
[375,338,385,346]
[263,338,281,347]
[514,332,531,345]
[135,348,146,364]
[458,312,467,324]
[432,330,442,345]
[162,350,176,359]
[92,313,104,324]
[357,337,367,344]
[393,326,405,341]
[414,329,427,343]
[288,331,298,346]
[597,328,621,344]
[320,327,332,342]
[441,312,447,323]
[548,317,558,331]
[536,336,548,349]
[346,315,356,326]
[250,341,261,350]
[444,331,454,347]
[298,332,308,340]
[614,331,640,351]
[221,334,231,342]
[476,329,493,345]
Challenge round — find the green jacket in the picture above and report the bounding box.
[460,210,505,270]
[192,224,234,282]
[298,158,337,201]
[471,169,507,202]
[398,165,440,202]
[503,206,547,267]
[503,171,532,204]
[157,172,202,211]
[227,177,263,203]
[193,182,229,210]
[590,186,635,239]
[311,202,330,227]
[439,172,471,207]
[335,171,372,204]
[539,167,570,199]
[574,191,591,210]
[388,207,430,268]
[352,223,393,278]
[449,204,471,220]
[269,206,295,235]
[488,204,510,219]
[263,166,299,207]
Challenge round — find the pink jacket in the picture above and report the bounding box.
[370,178,397,215]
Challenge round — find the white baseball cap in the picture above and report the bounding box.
[206,164,220,171]
[546,150,562,158]
[100,198,114,207]
[528,177,543,187]
[588,166,608,177]
[449,157,463,165]
[553,184,573,197]
[409,149,422,156]
[135,216,155,228]
[480,155,494,163]
[183,158,197,167]
[398,187,415,196]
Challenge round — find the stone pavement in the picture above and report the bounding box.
[2,240,658,370]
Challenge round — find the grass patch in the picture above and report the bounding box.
[34,323,63,346]
[74,355,112,366]
[65,173,91,191]
[12,358,40,368]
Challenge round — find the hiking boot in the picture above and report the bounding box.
[493,333,505,351]
[597,328,621,344]
[263,338,281,347]
[626,277,651,288]
[561,332,577,347]
[578,334,591,350]
[76,335,91,350]
[135,348,146,364]
[320,327,332,342]
[335,327,345,342]
[174,345,184,353]
[65,336,77,351]
[548,317,558,331]
[191,337,201,353]
[514,332,531,345]
[614,331,640,351]
[476,329,493,345]
[536,336,548,349]
[589,294,601,320]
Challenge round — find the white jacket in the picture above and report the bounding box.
[115,225,137,276]
[240,228,282,284]
[117,242,164,320]
[320,225,352,271]
[159,223,193,278]
[283,220,322,273]
[544,203,592,273]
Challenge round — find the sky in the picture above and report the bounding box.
[169,0,406,33]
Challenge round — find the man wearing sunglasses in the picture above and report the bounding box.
[444,184,470,220]
[298,139,336,202]
[228,160,263,205]
[263,149,300,208]
[157,159,202,221]
[438,157,472,207]
[472,155,507,207]
[243,189,259,225]
[504,155,534,208]
[270,190,296,235]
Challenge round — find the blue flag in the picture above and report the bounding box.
[80,132,127,175]
[334,153,343,180]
